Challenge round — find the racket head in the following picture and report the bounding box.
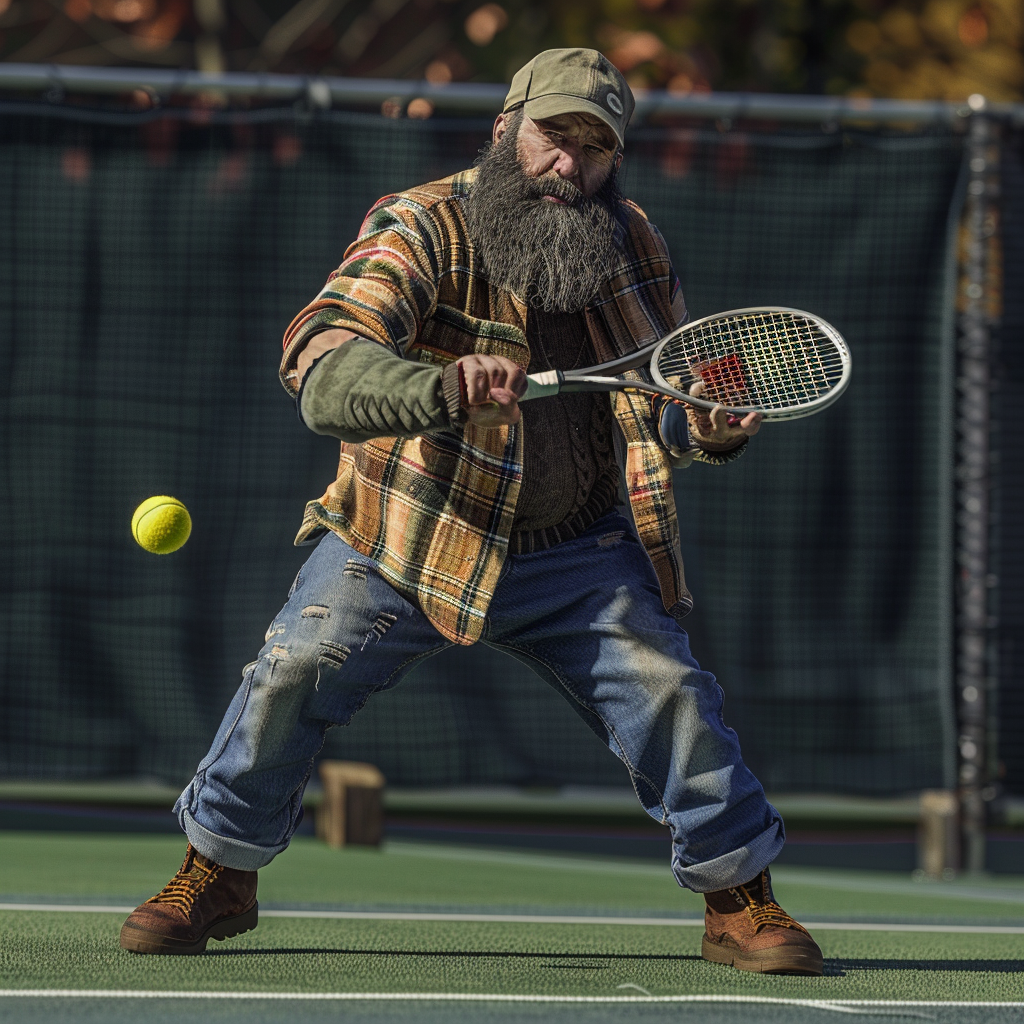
[651,307,852,421]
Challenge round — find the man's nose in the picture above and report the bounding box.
[551,146,580,181]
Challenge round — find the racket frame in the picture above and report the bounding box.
[520,306,852,422]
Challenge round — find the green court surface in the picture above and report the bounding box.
[1,832,1022,1024]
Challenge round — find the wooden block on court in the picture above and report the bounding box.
[917,789,960,879]
[316,760,386,848]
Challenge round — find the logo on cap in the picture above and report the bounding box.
[606,91,623,116]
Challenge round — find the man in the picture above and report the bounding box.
[120,48,823,976]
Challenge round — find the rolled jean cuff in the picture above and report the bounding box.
[671,816,785,893]
[179,809,287,871]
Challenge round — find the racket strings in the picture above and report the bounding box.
[657,311,845,411]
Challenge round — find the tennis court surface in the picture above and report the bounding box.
[1,832,1021,1024]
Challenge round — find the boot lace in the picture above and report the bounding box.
[145,855,221,915]
[731,874,809,935]
[746,899,808,934]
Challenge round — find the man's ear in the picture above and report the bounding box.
[614,150,623,173]
[493,113,508,146]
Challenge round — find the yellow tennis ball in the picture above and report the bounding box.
[132,495,192,554]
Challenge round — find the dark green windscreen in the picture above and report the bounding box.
[0,105,965,794]
[995,128,1023,797]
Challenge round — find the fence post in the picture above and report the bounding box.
[955,94,999,875]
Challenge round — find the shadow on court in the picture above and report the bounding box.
[202,948,1024,974]
[206,948,702,962]
[830,958,1024,974]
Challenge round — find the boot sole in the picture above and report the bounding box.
[120,902,259,955]
[701,933,823,976]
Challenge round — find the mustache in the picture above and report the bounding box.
[530,175,585,204]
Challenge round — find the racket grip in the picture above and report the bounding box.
[521,371,563,402]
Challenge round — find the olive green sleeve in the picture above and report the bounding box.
[299,338,463,443]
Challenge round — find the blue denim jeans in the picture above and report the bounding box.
[175,511,784,892]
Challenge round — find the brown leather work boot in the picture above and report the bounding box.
[119,844,258,955]
[702,868,823,975]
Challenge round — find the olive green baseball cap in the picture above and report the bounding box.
[503,48,634,149]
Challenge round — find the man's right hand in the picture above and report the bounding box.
[458,354,528,429]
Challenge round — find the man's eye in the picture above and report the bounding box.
[584,145,605,156]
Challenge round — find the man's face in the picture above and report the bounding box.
[464,109,625,313]
[494,111,620,199]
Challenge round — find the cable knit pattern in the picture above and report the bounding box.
[511,309,620,550]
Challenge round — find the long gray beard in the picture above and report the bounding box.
[463,120,624,314]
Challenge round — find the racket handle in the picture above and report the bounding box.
[521,370,564,402]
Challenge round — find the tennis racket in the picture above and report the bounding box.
[519,307,851,422]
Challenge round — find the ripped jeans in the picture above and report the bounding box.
[174,511,784,892]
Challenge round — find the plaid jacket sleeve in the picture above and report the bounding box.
[280,194,441,397]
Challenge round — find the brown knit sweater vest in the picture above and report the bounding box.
[510,309,620,553]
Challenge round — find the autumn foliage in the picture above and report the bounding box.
[0,0,1019,101]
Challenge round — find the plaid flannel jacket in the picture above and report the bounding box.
[281,168,704,646]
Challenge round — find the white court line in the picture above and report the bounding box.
[0,991,1022,1008]
[258,912,1024,935]
[0,903,1022,934]
[383,842,1024,904]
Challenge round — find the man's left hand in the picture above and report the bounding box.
[685,381,762,451]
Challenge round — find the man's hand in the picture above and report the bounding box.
[458,354,528,429]
[685,381,762,451]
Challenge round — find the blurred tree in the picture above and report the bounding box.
[842,0,1023,101]
[0,0,1019,101]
